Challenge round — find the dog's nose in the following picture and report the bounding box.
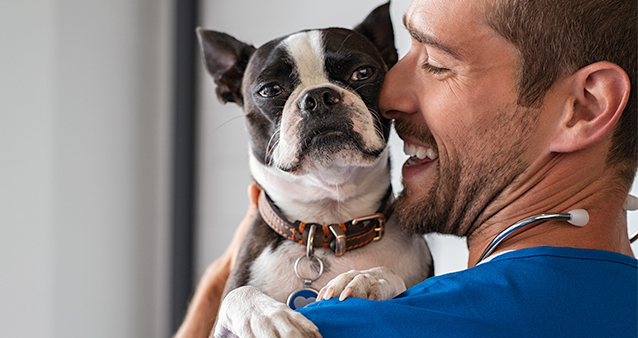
[299,87,341,113]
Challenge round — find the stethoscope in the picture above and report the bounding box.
[477,194,638,264]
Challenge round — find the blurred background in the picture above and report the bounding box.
[2,0,637,337]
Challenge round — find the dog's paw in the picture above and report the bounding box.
[317,267,406,302]
[213,286,321,338]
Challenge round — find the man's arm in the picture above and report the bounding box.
[174,184,261,338]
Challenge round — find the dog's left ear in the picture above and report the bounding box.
[353,2,398,68]
[196,28,256,105]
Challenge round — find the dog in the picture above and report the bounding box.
[197,3,433,337]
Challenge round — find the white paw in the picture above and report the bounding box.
[317,266,406,302]
[213,286,321,338]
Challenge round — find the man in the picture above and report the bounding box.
[177,0,637,336]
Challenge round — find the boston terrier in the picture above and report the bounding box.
[197,3,433,337]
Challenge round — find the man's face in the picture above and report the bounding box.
[381,0,542,236]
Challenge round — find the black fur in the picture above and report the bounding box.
[198,2,398,299]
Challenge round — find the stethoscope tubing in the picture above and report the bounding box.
[478,196,638,264]
[477,213,572,264]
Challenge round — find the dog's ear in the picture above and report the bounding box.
[353,2,398,68]
[196,28,256,105]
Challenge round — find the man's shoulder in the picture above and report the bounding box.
[487,246,638,267]
[299,247,637,338]
[414,246,638,297]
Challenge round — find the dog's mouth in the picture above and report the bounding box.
[308,129,349,146]
[302,125,360,152]
[275,121,386,173]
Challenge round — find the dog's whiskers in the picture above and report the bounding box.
[368,108,386,140]
[212,114,246,132]
[336,33,354,54]
[266,130,280,166]
[353,83,374,92]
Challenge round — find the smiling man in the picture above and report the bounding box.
[177,0,637,337]
[384,0,638,265]
[387,2,535,243]
[297,0,637,336]
[382,0,637,264]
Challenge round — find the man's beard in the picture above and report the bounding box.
[394,156,462,236]
[392,106,538,237]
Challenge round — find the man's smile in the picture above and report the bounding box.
[399,136,439,180]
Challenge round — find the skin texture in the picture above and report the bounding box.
[385,0,542,239]
[381,0,634,267]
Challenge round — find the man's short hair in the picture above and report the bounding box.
[485,0,637,184]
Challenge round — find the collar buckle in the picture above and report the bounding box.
[374,222,385,241]
[328,224,346,257]
[352,213,386,241]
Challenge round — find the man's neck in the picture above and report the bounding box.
[466,150,635,267]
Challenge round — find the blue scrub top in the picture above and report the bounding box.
[298,246,638,338]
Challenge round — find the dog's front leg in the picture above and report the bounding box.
[316,267,407,302]
[213,285,321,338]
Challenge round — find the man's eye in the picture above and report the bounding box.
[351,66,375,81]
[422,62,450,74]
[258,84,284,98]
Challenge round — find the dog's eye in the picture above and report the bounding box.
[351,66,375,81]
[258,83,284,98]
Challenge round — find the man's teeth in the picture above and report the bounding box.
[403,143,439,160]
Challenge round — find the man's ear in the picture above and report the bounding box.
[549,62,631,153]
[353,2,398,68]
[196,28,256,106]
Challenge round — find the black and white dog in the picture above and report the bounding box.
[198,3,433,337]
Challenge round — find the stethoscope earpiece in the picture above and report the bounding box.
[623,194,638,211]
[567,209,589,227]
[626,194,638,244]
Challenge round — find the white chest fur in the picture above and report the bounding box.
[247,215,432,303]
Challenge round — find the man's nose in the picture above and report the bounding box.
[379,52,420,119]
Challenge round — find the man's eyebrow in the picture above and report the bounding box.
[402,13,463,60]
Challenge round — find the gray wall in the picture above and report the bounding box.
[1,0,172,337]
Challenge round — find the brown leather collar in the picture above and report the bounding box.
[258,188,394,257]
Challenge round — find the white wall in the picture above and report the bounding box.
[196,0,638,280]
[1,0,172,337]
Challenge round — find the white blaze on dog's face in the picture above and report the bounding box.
[242,28,391,177]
